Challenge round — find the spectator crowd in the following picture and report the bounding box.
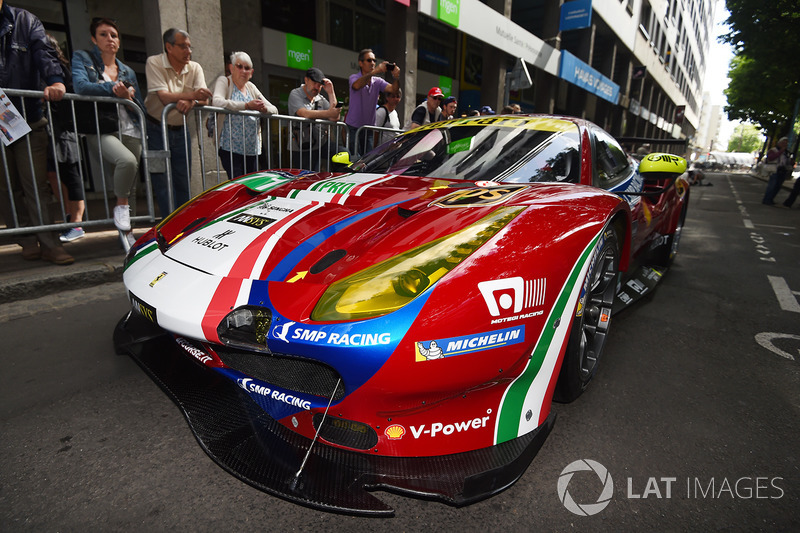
[1,1,522,266]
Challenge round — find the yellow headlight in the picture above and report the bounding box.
[311,206,524,321]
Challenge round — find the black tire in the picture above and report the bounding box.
[652,203,688,268]
[554,228,620,403]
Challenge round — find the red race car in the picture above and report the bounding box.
[115,115,689,515]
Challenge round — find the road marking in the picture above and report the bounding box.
[755,332,800,361]
[768,276,800,313]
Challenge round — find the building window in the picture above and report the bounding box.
[418,15,457,78]
[262,0,317,39]
[639,2,652,40]
[329,0,387,55]
[330,3,355,49]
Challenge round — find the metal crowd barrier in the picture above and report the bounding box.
[168,106,400,201]
[1,86,406,241]
[1,88,157,240]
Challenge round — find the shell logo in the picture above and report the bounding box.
[384,424,406,440]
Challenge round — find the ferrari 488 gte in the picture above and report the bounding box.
[114,115,689,515]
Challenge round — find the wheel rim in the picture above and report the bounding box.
[577,245,618,380]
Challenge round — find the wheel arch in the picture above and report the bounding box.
[610,209,632,273]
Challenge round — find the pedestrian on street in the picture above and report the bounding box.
[781,173,799,208]
[762,136,792,205]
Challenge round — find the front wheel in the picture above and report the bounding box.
[554,229,620,403]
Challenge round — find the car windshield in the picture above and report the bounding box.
[351,116,582,183]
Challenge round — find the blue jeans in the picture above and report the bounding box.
[147,120,191,217]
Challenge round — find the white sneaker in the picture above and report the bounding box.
[113,205,131,231]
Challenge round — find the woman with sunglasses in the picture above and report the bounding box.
[211,51,278,179]
[72,17,145,233]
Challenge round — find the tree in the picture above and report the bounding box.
[726,122,762,153]
[722,0,800,137]
[724,55,792,133]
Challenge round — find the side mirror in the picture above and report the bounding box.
[639,153,687,179]
[632,153,688,197]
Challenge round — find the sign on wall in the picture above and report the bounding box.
[559,0,593,32]
[559,50,619,104]
[437,0,460,28]
[286,33,313,71]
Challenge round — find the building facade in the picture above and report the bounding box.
[11,0,716,148]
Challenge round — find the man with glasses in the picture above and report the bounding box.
[405,87,444,130]
[144,28,211,217]
[345,48,400,157]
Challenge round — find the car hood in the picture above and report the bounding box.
[159,170,596,283]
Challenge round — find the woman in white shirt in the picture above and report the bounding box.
[211,51,278,179]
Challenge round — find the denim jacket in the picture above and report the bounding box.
[72,45,145,125]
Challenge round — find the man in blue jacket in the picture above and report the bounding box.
[0,0,74,264]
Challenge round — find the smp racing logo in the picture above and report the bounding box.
[237,377,311,410]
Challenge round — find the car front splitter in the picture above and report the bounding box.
[114,311,554,517]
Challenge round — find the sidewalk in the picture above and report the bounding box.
[0,228,141,304]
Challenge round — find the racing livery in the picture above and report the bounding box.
[114,115,689,515]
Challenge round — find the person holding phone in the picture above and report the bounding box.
[345,48,400,157]
[72,17,145,233]
[287,67,344,171]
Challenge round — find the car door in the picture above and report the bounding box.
[591,128,652,257]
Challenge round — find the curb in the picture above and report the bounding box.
[0,258,123,304]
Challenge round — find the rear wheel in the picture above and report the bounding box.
[554,229,620,403]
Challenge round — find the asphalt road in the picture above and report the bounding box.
[1,172,798,531]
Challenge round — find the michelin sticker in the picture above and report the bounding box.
[415,325,525,361]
